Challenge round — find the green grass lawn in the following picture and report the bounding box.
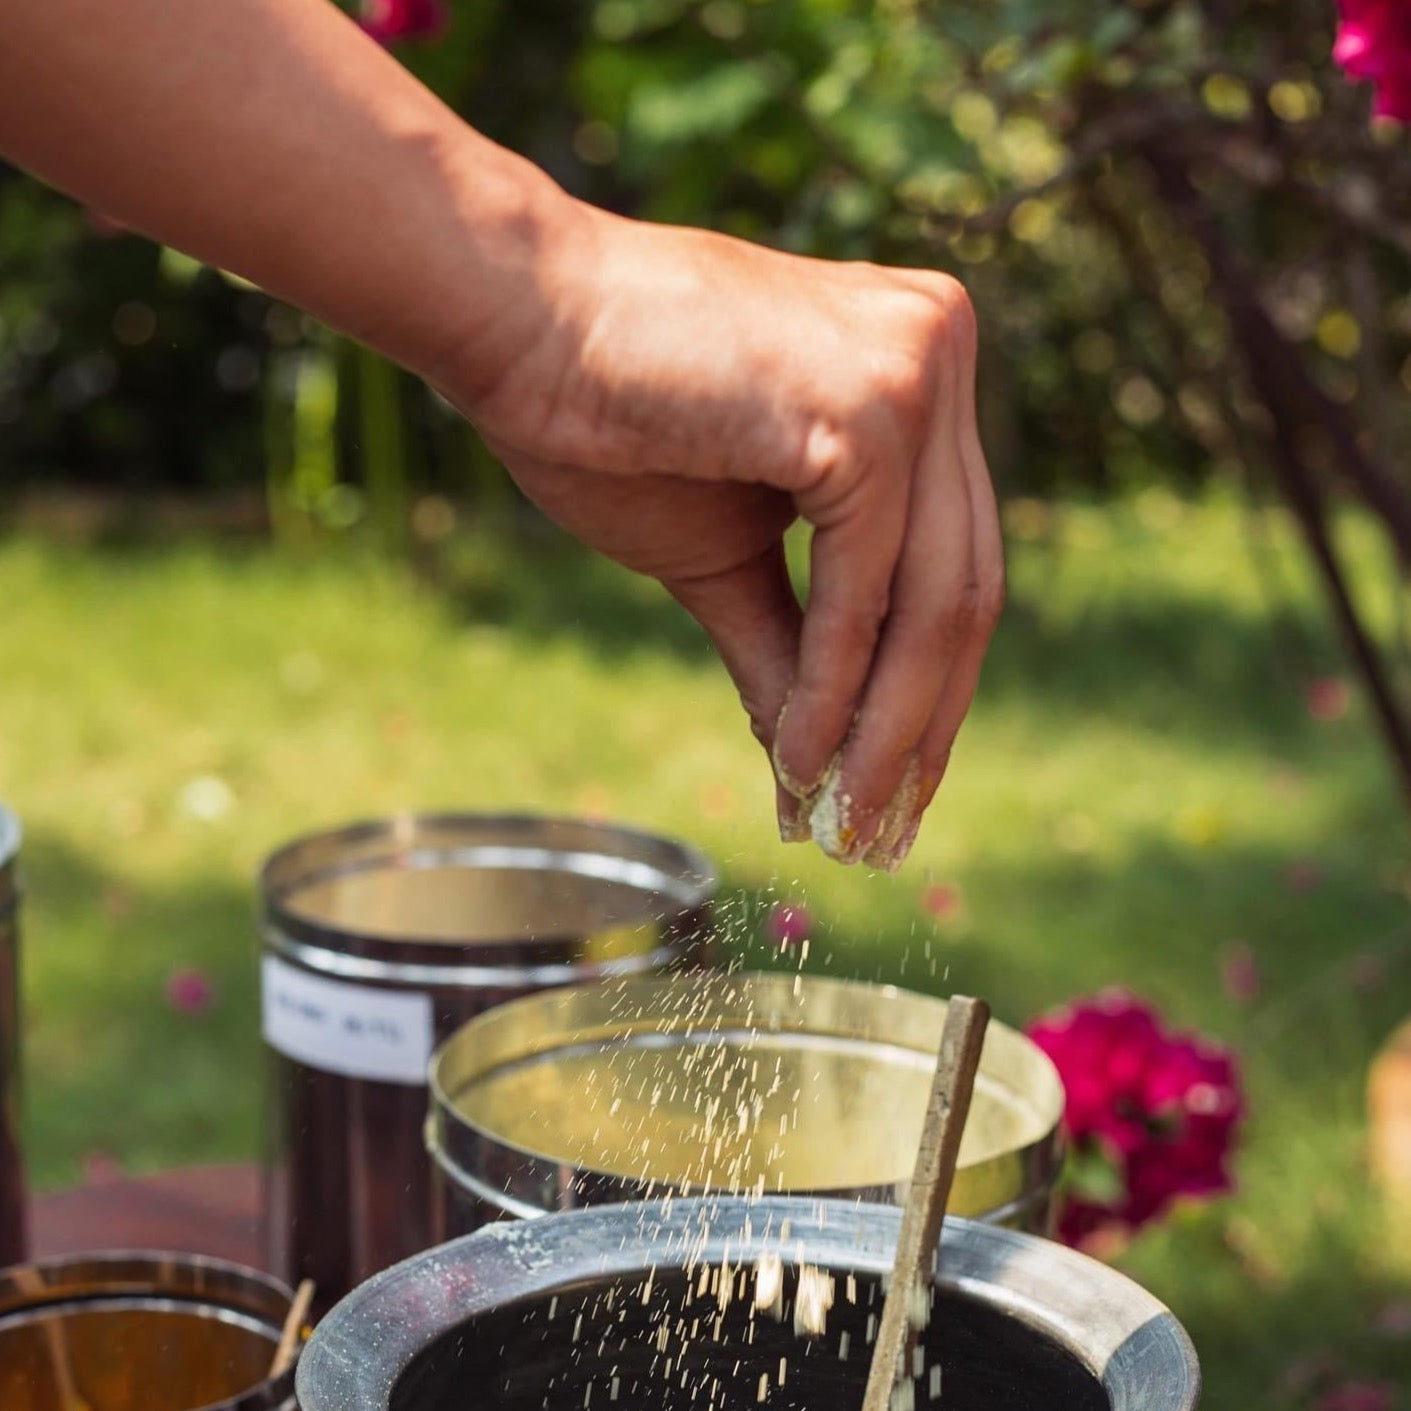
[3,489,1410,1405]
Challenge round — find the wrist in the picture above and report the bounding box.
[401,128,598,416]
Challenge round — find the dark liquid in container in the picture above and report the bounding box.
[0,1305,278,1411]
[391,1266,1108,1411]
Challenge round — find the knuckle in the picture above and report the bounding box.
[913,272,979,358]
[949,583,982,638]
[801,417,851,485]
[979,572,1007,629]
[811,592,890,661]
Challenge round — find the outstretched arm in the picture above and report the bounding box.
[0,0,1001,870]
[0,0,566,392]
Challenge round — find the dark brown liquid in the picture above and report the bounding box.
[0,1304,279,1411]
[390,1267,1108,1411]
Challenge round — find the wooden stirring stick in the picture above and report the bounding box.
[269,1278,316,1380]
[861,996,991,1411]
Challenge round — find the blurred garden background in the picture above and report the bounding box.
[5,0,1411,1406]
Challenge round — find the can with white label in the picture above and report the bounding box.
[258,813,715,1308]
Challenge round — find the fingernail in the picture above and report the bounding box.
[807,764,864,863]
[862,760,925,872]
[772,696,826,804]
[777,788,809,843]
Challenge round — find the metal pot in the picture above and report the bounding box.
[427,972,1064,1237]
[0,806,24,1267]
[259,813,715,1305]
[0,1251,298,1411]
[297,1197,1200,1411]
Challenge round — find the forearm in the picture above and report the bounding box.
[0,0,574,385]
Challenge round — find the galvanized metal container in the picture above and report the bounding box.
[260,813,715,1306]
[0,1251,300,1411]
[427,971,1065,1237]
[0,806,24,1267]
[298,1197,1200,1411]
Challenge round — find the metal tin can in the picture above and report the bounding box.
[259,813,715,1305]
[426,971,1065,1237]
[0,806,24,1267]
[0,1251,299,1411]
[297,1198,1200,1411]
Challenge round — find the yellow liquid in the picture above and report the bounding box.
[450,1033,1048,1197]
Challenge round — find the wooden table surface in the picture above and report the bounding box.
[31,1163,264,1269]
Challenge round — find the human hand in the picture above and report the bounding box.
[436,205,1002,870]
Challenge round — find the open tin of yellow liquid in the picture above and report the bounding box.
[427,971,1065,1236]
[0,1252,299,1411]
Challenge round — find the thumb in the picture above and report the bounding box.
[664,540,805,841]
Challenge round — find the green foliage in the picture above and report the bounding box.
[5,496,1410,1406]
[1,0,1407,519]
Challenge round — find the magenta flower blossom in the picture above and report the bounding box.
[166,967,217,1015]
[359,0,447,46]
[766,902,813,947]
[1027,991,1243,1245]
[922,882,962,920]
[1220,942,1261,1005]
[1307,676,1352,722]
[1334,0,1411,121]
[1318,1381,1397,1411]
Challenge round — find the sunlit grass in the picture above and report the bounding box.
[1,488,1409,1404]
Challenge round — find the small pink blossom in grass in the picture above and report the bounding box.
[1220,942,1261,1005]
[166,967,216,1015]
[1278,1354,1339,1400]
[1307,677,1352,722]
[1351,951,1390,992]
[82,1150,123,1186]
[1285,859,1325,895]
[1375,1300,1411,1338]
[922,883,962,920]
[766,903,813,947]
[359,0,447,45]
[1318,1380,1397,1411]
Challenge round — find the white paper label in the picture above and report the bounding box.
[261,955,433,1085]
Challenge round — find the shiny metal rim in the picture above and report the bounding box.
[260,812,716,952]
[427,972,1065,1212]
[0,1294,278,1340]
[0,1250,299,1411]
[0,806,18,870]
[298,1198,1200,1411]
[425,1122,1060,1225]
[264,926,686,988]
[0,805,20,916]
[0,1249,295,1319]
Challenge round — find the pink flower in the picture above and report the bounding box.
[1220,942,1261,1005]
[82,1150,124,1186]
[1028,991,1243,1243]
[1334,0,1411,121]
[1285,858,1325,894]
[359,0,447,45]
[1318,1380,1397,1411]
[166,967,216,1015]
[1307,676,1352,722]
[922,883,962,920]
[766,903,813,947]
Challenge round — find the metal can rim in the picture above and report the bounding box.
[0,1249,299,1411]
[426,971,1066,1221]
[258,812,716,968]
[0,805,20,915]
[297,1198,1201,1411]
